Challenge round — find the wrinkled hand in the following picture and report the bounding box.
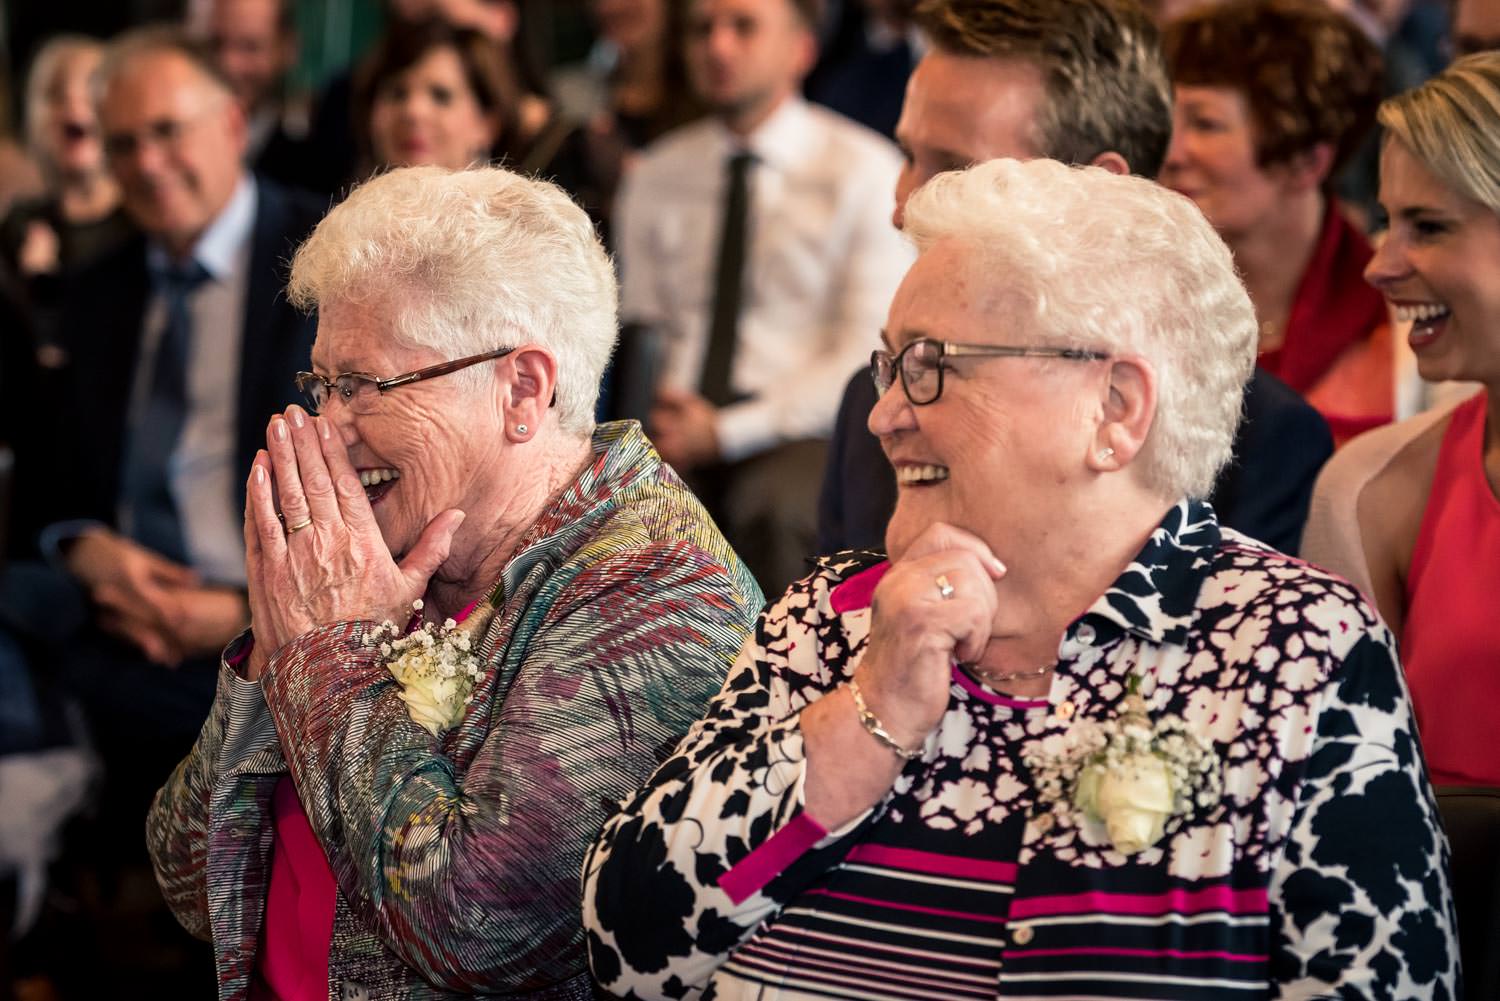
[649,388,720,471]
[856,523,1007,747]
[67,528,199,665]
[243,405,465,680]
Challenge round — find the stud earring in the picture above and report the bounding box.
[1097,447,1115,462]
[516,424,528,435]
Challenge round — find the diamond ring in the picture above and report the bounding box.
[935,574,955,600]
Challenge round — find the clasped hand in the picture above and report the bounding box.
[242,405,465,679]
[67,529,246,666]
[854,523,1007,748]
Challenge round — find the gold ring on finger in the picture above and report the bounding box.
[285,517,313,535]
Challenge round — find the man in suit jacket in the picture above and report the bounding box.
[817,0,1331,559]
[32,28,322,750]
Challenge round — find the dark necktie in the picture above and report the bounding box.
[122,260,210,563]
[700,151,755,407]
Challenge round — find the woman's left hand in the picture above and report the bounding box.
[243,405,466,672]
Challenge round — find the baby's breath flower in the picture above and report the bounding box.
[1025,677,1222,856]
[371,610,486,737]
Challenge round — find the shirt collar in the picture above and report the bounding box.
[1075,497,1222,648]
[146,172,257,282]
[715,95,814,173]
[498,420,662,602]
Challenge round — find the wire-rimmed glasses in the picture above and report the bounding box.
[871,337,1111,406]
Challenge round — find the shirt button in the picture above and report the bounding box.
[1075,622,1097,645]
[1011,924,1034,945]
[1056,700,1076,720]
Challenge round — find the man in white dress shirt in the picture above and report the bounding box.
[615,0,912,593]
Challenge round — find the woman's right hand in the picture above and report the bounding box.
[855,523,1007,749]
[802,523,1005,828]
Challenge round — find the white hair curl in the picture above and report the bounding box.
[289,165,618,436]
[901,157,1257,500]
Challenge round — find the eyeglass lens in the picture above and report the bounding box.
[296,373,382,415]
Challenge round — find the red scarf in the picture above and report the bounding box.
[1258,206,1386,394]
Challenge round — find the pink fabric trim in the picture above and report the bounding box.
[845,843,1018,883]
[1009,886,1268,919]
[719,812,830,905]
[829,561,890,614]
[804,888,1008,924]
[1005,946,1267,963]
[950,665,1051,709]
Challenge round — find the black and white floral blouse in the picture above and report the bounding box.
[582,500,1460,1000]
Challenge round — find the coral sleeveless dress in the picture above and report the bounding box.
[1401,392,1500,786]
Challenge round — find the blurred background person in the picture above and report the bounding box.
[187,0,321,194]
[805,0,919,139]
[1452,0,1500,55]
[1,36,131,362]
[353,16,608,224]
[553,0,704,149]
[617,0,912,594]
[355,21,503,172]
[0,27,323,993]
[553,0,705,226]
[1162,0,1389,443]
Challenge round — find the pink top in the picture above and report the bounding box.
[252,599,482,1000]
[251,777,338,1001]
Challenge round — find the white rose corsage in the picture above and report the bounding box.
[367,600,493,737]
[1024,680,1221,856]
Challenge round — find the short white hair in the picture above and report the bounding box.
[289,165,618,436]
[902,158,1256,500]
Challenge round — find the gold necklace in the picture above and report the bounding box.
[964,661,1056,685]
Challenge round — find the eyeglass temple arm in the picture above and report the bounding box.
[375,347,517,392]
[942,344,1111,361]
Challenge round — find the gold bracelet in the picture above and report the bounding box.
[846,678,923,762]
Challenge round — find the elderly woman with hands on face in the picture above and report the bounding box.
[146,165,762,1001]
[582,159,1458,1000]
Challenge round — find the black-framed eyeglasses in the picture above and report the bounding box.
[870,337,1111,406]
[295,346,515,415]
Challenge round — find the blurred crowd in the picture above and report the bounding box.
[0,0,1495,997]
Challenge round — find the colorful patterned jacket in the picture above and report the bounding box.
[147,420,763,1000]
[583,500,1460,1000]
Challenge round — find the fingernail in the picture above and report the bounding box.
[317,417,331,440]
[255,465,265,485]
[273,419,287,441]
[290,408,305,429]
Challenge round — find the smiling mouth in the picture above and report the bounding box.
[1393,301,1452,349]
[895,463,949,486]
[359,467,400,503]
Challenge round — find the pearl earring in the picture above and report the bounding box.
[1097,447,1115,462]
[516,424,528,435]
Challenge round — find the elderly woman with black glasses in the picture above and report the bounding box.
[145,165,761,1000]
[583,159,1458,999]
